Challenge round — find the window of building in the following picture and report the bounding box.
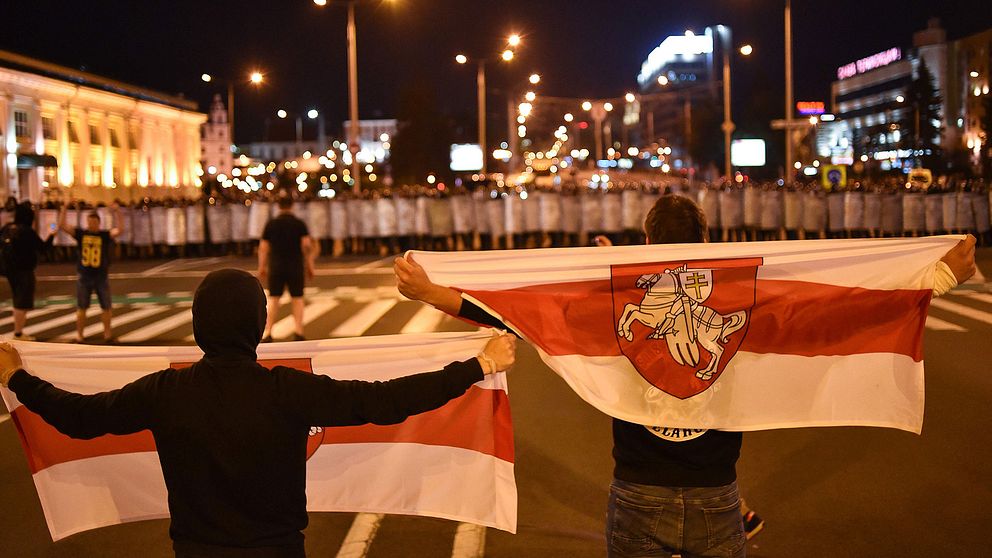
[90,163,102,185]
[110,129,121,148]
[15,110,30,139]
[128,128,139,150]
[68,121,80,143]
[42,117,56,140]
[112,165,122,185]
[89,125,101,145]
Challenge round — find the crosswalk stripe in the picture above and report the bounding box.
[0,307,61,329]
[21,307,102,337]
[118,309,193,343]
[54,306,170,341]
[451,523,487,558]
[925,315,967,332]
[0,414,10,424]
[963,292,992,305]
[930,298,992,325]
[330,300,397,337]
[401,305,449,334]
[335,513,384,558]
[270,300,340,339]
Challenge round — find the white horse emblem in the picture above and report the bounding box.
[616,265,748,381]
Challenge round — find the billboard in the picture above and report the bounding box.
[450,144,484,172]
[731,139,766,167]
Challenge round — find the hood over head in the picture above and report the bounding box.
[14,202,34,226]
[193,269,266,360]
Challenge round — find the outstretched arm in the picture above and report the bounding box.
[934,235,977,297]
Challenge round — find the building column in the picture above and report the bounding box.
[101,112,113,187]
[0,94,12,200]
[57,104,72,187]
[79,109,91,187]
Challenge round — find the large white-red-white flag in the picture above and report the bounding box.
[1,333,515,541]
[413,237,960,434]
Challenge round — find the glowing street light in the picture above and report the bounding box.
[277,109,288,119]
[508,34,521,47]
[529,73,541,85]
[501,49,514,62]
[201,73,213,83]
[524,91,536,102]
[564,112,574,122]
[896,95,905,103]
[249,71,264,84]
[603,102,614,112]
[307,109,319,119]
[582,101,593,111]
[313,0,327,5]
[455,54,468,64]
[657,75,670,86]
[625,92,635,103]
[740,44,753,56]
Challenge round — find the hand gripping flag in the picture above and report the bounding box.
[1,333,515,541]
[412,236,961,434]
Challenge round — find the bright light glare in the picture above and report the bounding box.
[308,109,319,119]
[502,50,514,62]
[604,102,614,112]
[250,72,264,84]
[314,0,327,5]
[529,73,541,85]
[201,73,212,82]
[508,34,521,47]
[658,75,670,86]
[582,101,592,111]
[740,44,753,56]
[456,54,468,64]
[525,91,536,102]
[625,93,635,103]
[896,95,905,103]
[564,112,574,122]
[277,110,288,119]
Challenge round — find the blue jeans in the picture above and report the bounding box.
[607,479,745,558]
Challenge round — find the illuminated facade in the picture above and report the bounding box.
[0,50,206,204]
[200,94,233,176]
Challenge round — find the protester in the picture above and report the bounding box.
[58,203,123,343]
[258,196,316,342]
[1,202,56,340]
[0,268,516,557]
[395,195,977,558]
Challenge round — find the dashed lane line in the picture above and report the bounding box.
[451,523,487,558]
[335,513,384,558]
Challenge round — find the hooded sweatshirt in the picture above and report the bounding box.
[9,269,483,556]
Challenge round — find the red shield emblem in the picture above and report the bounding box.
[611,257,761,399]
[171,358,324,459]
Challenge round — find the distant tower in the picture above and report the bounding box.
[200,94,233,176]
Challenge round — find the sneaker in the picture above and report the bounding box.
[293,333,306,342]
[13,333,36,341]
[102,337,119,345]
[743,510,764,540]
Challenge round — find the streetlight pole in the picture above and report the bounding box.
[346,0,361,194]
[784,0,794,185]
[477,60,487,175]
[720,26,735,180]
[227,82,235,151]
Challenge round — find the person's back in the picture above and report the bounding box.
[264,212,308,269]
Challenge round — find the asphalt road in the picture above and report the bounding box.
[1,247,990,557]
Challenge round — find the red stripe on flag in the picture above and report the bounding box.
[11,386,512,474]
[464,279,929,360]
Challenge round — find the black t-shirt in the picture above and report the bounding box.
[4,224,52,271]
[458,298,741,488]
[75,229,113,274]
[261,213,309,269]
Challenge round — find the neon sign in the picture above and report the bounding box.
[796,101,825,115]
[837,48,902,80]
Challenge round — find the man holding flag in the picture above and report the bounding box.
[0,269,516,557]
[394,195,976,558]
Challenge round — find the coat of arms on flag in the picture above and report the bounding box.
[611,257,762,399]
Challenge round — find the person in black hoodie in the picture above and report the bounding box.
[1,202,55,340]
[0,268,516,557]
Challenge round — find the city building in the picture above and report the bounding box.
[0,49,206,203]
[820,19,991,174]
[200,94,233,176]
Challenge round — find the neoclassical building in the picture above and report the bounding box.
[0,49,206,204]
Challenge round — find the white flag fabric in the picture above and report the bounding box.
[2,333,516,541]
[412,236,961,434]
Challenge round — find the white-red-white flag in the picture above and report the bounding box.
[412,237,961,434]
[1,333,515,541]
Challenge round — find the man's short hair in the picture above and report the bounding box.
[87,212,100,221]
[643,195,707,244]
[277,197,293,210]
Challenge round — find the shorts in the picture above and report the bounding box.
[7,269,36,310]
[77,272,112,310]
[268,266,304,298]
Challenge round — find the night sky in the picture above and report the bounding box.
[4,0,991,144]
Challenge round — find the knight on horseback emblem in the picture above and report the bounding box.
[617,264,748,382]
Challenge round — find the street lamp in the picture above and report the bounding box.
[200,71,264,154]
[529,73,541,85]
[657,75,670,86]
[277,108,325,156]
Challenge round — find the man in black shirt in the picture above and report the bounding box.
[58,204,123,343]
[2,203,55,340]
[258,197,315,342]
[0,268,516,557]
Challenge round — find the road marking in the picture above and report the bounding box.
[401,305,449,334]
[141,260,183,276]
[270,300,339,339]
[38,267,395,281]
[355,256,395,273]
[118,309,193,343]
[925,315,967,332]
[54,306,169,341]
[21,307,102,337]
[963,292,992,305]
[451,523,487,558]
[330,300,397,337]
[335,513,384,558]
[0,307,61,329]
[0,414,10,424]
[930,298,992,325]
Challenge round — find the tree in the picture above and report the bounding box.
[389,84,454,185]
[899,57,943,169]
